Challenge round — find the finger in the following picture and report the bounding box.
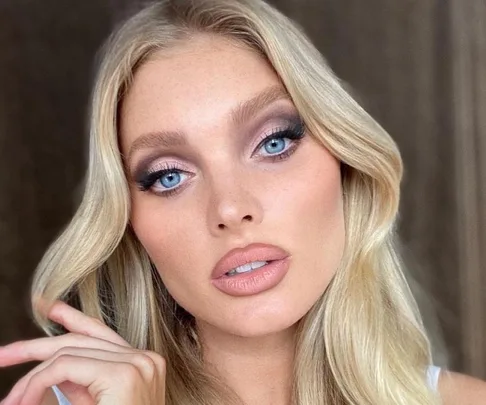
[46,300,129,347]
[140,350,167,382]
[56,381,93,405]
[1,348,116,404]
[4,348,158,405]
[0,333,131,367]
[3,379,92,405]
[18,355,143,405]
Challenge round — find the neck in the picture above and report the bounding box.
[197,322,297,405]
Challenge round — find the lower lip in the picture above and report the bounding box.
[211,257,291,297]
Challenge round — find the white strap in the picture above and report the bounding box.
[427,365,441,392]
[51,385,71,405]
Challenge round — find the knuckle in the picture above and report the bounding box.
[138,353,156,369]
[25,371,43,390]
[134,353,157,378]
[54,346,75,357]
[118,363,141,382]
[55,353,75,365]
[147,352,167,371]
[93,317,105,325]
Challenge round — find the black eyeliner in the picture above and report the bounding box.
[135,163,182,192]
[253,115,306,153]
[134,115,307,195]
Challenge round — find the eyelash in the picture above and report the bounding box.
[135,119,306,197]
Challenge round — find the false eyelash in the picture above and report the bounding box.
[254,118,306,159]
[258,118,305,145]
[135,162,185,193]
[135,117,307,196]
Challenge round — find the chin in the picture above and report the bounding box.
[214,320,297,340]
[212,301,309,338]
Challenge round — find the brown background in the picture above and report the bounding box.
[1,0,485,396]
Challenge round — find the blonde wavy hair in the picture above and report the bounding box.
[31,0,441,404]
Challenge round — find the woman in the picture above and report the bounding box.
[1,0,485,404]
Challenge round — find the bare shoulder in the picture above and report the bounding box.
[439,370,486,405]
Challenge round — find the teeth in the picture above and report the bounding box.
[226,261,268,276]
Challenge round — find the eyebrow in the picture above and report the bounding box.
[125,84,291,165]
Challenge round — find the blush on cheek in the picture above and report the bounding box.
[299,148,345,259]
[294,149,343,221]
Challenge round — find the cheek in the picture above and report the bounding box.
[129,197,207,319]
[278,144,345,292]
[129,192,194,273]
[308,150,345,263]
[269,144,344,251]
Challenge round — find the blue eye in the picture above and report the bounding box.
[261,137,288,155]
[135,118,306,197]
[136,166,190,197]
[159,171,182,189]
[255,120,306,160]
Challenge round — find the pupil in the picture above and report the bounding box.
[265,138,285,154]
[160,172,180,188]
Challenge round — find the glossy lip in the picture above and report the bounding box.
[211,242,290,279]
[211,256,291,297]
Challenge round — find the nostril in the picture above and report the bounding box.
[217,215,253,230]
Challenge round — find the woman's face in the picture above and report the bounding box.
[119,35,345,337]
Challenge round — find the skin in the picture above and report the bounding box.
[0,301,166,405]
[120,34,345,404]
[0,33,485,405]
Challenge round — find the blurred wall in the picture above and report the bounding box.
[1,0,485,396]
[274,0,486,379]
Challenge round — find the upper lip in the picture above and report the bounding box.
[211,242,290,279]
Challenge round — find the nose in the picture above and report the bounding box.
[206,171,263,237]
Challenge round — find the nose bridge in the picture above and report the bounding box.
[206,161,263,236]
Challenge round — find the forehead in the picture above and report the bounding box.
[119,35,284,148]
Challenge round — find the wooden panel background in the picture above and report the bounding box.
[0,0,484,396]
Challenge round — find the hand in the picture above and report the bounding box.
[0,300,166,405]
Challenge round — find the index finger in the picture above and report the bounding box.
[0,333,132,367]
[41,300,130,347]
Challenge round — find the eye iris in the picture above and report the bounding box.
[264,138,285,154]
[159,171,180,188]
